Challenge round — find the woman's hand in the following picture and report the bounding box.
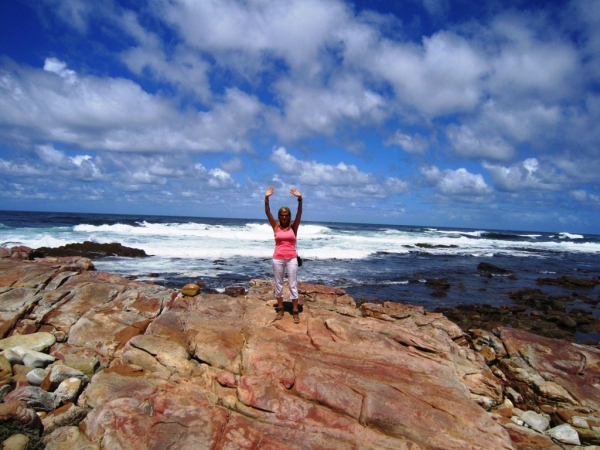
[265,186,275,197]
[290,188,302,198]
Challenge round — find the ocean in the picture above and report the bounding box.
[1,210,599,312]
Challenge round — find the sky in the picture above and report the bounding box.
[0,0,599,233]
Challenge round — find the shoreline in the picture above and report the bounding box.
[6,243,600,346]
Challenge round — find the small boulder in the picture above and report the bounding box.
[0,332,56,352]
[4,386,57,412]
[54,378,83,405]
[2,433,30,450]
[477,262,510,273]
[42,403,88,435]
[181,284,200,297]
[546,423,581,445]
[12,347,56,368]
[0,354,13,384]
[63,357,99,379]
[41,365,88,391]
[520,410,550,433]
[26,368,48,386]
[224,286,246,297]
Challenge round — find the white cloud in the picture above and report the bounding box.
[41,0,94,33]
[155,0,352,72]
[368,31,488,116]
[270,147,408,197]
[270,75,386,141]
[385,131,430,154]
[421,166,492,200]
[220,157,244,173]
[483,158,563,192]
[0,59,262,153]
[446,124,514,161]
[118,11,212,102]
[486,13,581,103]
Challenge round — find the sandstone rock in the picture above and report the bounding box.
[498,327,600,409]
[43,426,99,450]
[181,283,200,296]
[0,331,56,352]
[0,288,42,338]
[42,403,88,435]
[125,334,194,375]
[54,377,83,405]
[0,354,13,384]
[8,258,600,449]
[2,433,30,450]
[0,400,40,428]
[62,357,99,379]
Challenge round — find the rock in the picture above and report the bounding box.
[7,257,600,449]
[43,426,99,450]
[54,377,83,405]
[3,386,57,411]
[500,418,563,450]
[1,348,22,365]
[42,403,88,435]
[546,423,581,445]
[536,276,600,288]
[40,365,88,391]
[0,400,40,428]
[2,346,55,368]
[520,410,550,432]
[0,383,13,401]
[124,334,194,375]
[224,286,245,297]
[62,357,99,379]
[34,241,148,258]
[10,346,56,368]
[0,354,13,384]
[425,278,451,290]
[1,433,30,450]
[498,327,600,409]
[180,283,200,296]
[26,368,48,386]
[478,262,510,273]
[0,332,56,352]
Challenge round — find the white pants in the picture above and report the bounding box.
[272,258,298,300]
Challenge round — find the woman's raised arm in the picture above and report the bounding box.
[265,186,277,230]
[290,188,302,234]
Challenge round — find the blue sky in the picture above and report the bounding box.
[1,0,599,233]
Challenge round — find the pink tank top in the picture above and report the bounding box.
[273,227,297,259]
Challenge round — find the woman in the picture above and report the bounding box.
[264,186,303,323]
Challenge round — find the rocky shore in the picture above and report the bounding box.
[0,246,599,449]
[434,262,600,345]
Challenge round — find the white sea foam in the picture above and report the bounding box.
[2,219,600,261]
[558,232,584,239]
